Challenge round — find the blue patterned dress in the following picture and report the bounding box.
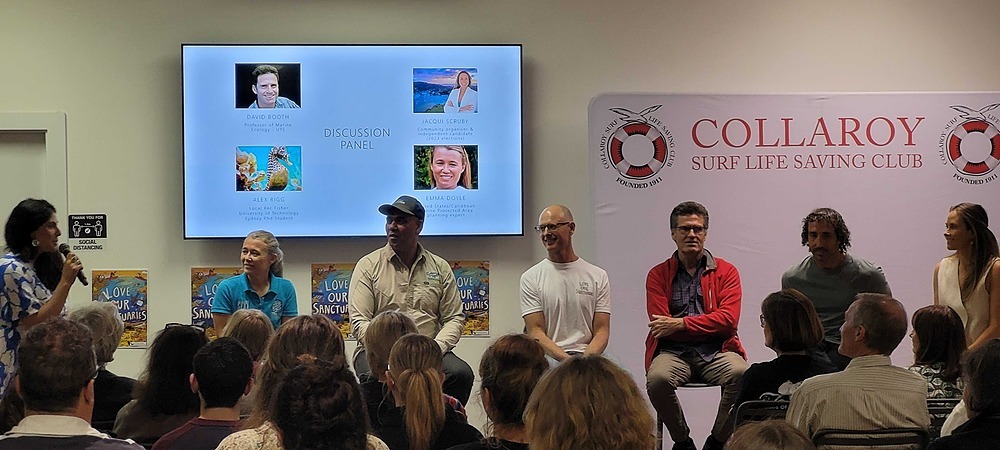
[0,253,52,398]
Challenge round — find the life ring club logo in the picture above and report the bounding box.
[599,105,676,189]
[939,103,1000,185]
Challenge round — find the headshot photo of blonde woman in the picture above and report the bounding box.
[414,145,478,190]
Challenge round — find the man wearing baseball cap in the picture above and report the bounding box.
[348,195,473,405]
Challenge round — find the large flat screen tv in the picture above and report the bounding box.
[182,44,522,238]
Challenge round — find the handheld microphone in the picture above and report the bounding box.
[58,243,89,286]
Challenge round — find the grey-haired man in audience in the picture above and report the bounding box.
[787,293,929,438]
[0,317,142,449]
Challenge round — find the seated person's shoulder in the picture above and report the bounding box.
[216,424,274,449]
[791,371,838,395]
[93,437,147,449]
[898,365,932,385]
[273,276,296,290]
[437,411,483,448]
[849,255,886,277]
[0,435,144,450]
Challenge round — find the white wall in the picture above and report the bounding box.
[3,0,1000,438]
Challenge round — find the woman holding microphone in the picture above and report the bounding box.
[0,199,82,398]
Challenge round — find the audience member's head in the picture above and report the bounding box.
[192,337,254,410]
[961,338,1000,417]
[220,308,275,361]
[248,314,345,428]
[386,333,445,450]
[15,317,96,415]
[760,289,824,353]
[524,354,655,450]
[270,356,369,450]
[364,310,418,381]
[911,305,966,383]
[725,420,817,450]
[134,323,209,415]
[479,334,548,437]
[68,301,124,369]
[839,293,908,358]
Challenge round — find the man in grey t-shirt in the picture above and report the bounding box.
[781,208,891,369]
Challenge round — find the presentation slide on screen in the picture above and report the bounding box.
[183,45,522,238]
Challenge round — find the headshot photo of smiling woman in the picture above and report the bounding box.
[444,70,477,113]
[413,145,478,190]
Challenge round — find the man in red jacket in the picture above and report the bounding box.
[645,201,747,450]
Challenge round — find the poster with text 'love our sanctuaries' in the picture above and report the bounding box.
[453,261,489,337]
[92,270,148,348]
[311,263,354,340]
[191,267,242,340]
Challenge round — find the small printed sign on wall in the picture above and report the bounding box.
[69,214,107,239]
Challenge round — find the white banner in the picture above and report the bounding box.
[590,93,1000,437]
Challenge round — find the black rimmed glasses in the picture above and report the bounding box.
[673,225,706,235]
[534,222,572,233]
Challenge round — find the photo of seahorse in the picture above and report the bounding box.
[235,145,303,191]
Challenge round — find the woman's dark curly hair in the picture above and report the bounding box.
[270,355,369,450]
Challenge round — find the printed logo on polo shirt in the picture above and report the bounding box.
[576,281,594,296]
[939,103,1000,185]
[598,104,675,190]
[426,271,442,282]
[272,301,283,314]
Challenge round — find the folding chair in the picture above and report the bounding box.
[927,398,961,440]
[732,400,789,430]
[812,428,929,450]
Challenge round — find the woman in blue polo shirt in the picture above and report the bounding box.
[212,230,297,335]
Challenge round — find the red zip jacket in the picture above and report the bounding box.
[644,251,746,372]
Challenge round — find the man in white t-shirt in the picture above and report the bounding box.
[520,205,611,362]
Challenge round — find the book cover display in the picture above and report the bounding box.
[191,267,242,339]
[92,269,149,348]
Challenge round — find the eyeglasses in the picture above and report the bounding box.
[673,225,706,235]
[165,322,206,334]
[534,222,572,233]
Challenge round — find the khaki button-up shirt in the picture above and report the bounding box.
[349,244,464,354]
